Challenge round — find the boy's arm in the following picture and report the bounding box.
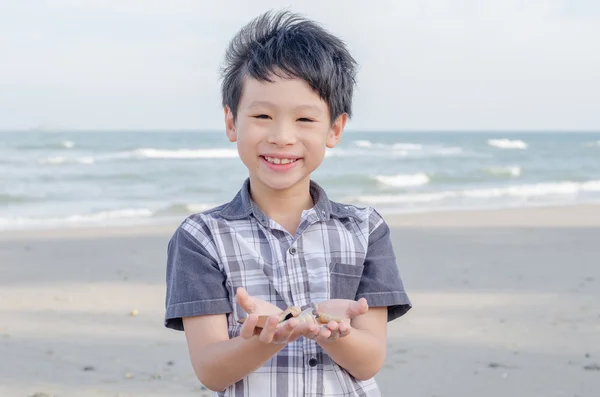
[183,314,285,391]
[315,307,388,381]
[165,223,286,391]
[181,289,321,392]
[166,223,321,391]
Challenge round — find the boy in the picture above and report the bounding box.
[165,10,411,397]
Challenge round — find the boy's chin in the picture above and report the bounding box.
[253,174,310,192]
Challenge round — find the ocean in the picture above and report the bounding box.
[1,130,599,231]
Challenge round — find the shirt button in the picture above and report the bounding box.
[289,247,297,255]
[308,357,318,367]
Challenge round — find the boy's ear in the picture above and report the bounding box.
[224,105,237,142]
[326,113,348,148]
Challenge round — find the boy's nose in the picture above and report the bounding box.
[267,125,297,147]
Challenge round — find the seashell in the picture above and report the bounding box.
[237,305,342,329]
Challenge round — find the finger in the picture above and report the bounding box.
[338,322,351,338]
[299,322,320,338]
[239,314,259,339]
[315,326,332,343]
[259,315,279,344]
[327,330,340,342]
[298,323,320,340]
[235,287,257,314]
[326,321,339,334]
[309,324,321,338]
[347,297,369,318]
[273,318,298,343]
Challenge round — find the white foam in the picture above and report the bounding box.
[352,192,455,204]
[0,208,154,229]
[352,140,422,151]
[354,140,373,148]
[39,156,67,164]
[348,180,600,205]
[585,140,600,147]
[488,139,528,149]
[77,157,95,164]
[350,140,470,159]
[463,181,600,199]
[38,156,95,165]
[392,143,423,150]
[485,166,522,177]
[131,148,238,159]
[433,147,464,156]
[582,180,600,191]
[375,173,430,188]
[62,140,75,149]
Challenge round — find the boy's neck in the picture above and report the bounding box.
[248,176,314,234]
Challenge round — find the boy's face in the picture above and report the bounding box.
[224,74,346,193]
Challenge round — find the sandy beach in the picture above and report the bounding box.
[1,204,599,397]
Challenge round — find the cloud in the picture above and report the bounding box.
[0,0,599,130]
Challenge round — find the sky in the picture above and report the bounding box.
[1,0,599,132]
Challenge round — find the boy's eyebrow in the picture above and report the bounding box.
[294,104,323,115]
[247,101,323,114]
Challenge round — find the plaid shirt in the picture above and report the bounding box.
[165,178,411,397]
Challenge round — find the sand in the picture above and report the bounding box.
[1,204,599,397]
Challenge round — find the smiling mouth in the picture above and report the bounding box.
[261,156,300,165]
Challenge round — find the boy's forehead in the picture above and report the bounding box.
[239,75,327,110]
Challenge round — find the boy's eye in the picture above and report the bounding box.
[253,114,271,119]
[297,118,314,122]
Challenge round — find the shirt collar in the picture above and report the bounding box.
[219,178,360,222]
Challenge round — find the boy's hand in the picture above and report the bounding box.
[235,287,320,345]
[308,298,369,344]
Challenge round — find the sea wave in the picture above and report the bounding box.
[38,156,95,165]
[374,173,430,188]
[17,140,75,150]
[484,166,522,177]
[353,140,423,151]
[128,148,239,159]
[347,141,471,158]
[348,180,600,205]
[488,139,528,150]
[37,148,240,164]
[0,208,154,229]
[153,202,216,216]
[0,202,217,230]
[585,140,600,147]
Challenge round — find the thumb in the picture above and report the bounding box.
[235,287,256,314]
[347,297,369,318]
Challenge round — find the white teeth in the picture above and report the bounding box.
[264,156,297,165]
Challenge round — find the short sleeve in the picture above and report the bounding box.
[164,221,233,331]
[356,209,412,322]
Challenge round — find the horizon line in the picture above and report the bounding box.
[1,128,599,133]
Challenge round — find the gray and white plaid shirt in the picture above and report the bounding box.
[165,178,411,397]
